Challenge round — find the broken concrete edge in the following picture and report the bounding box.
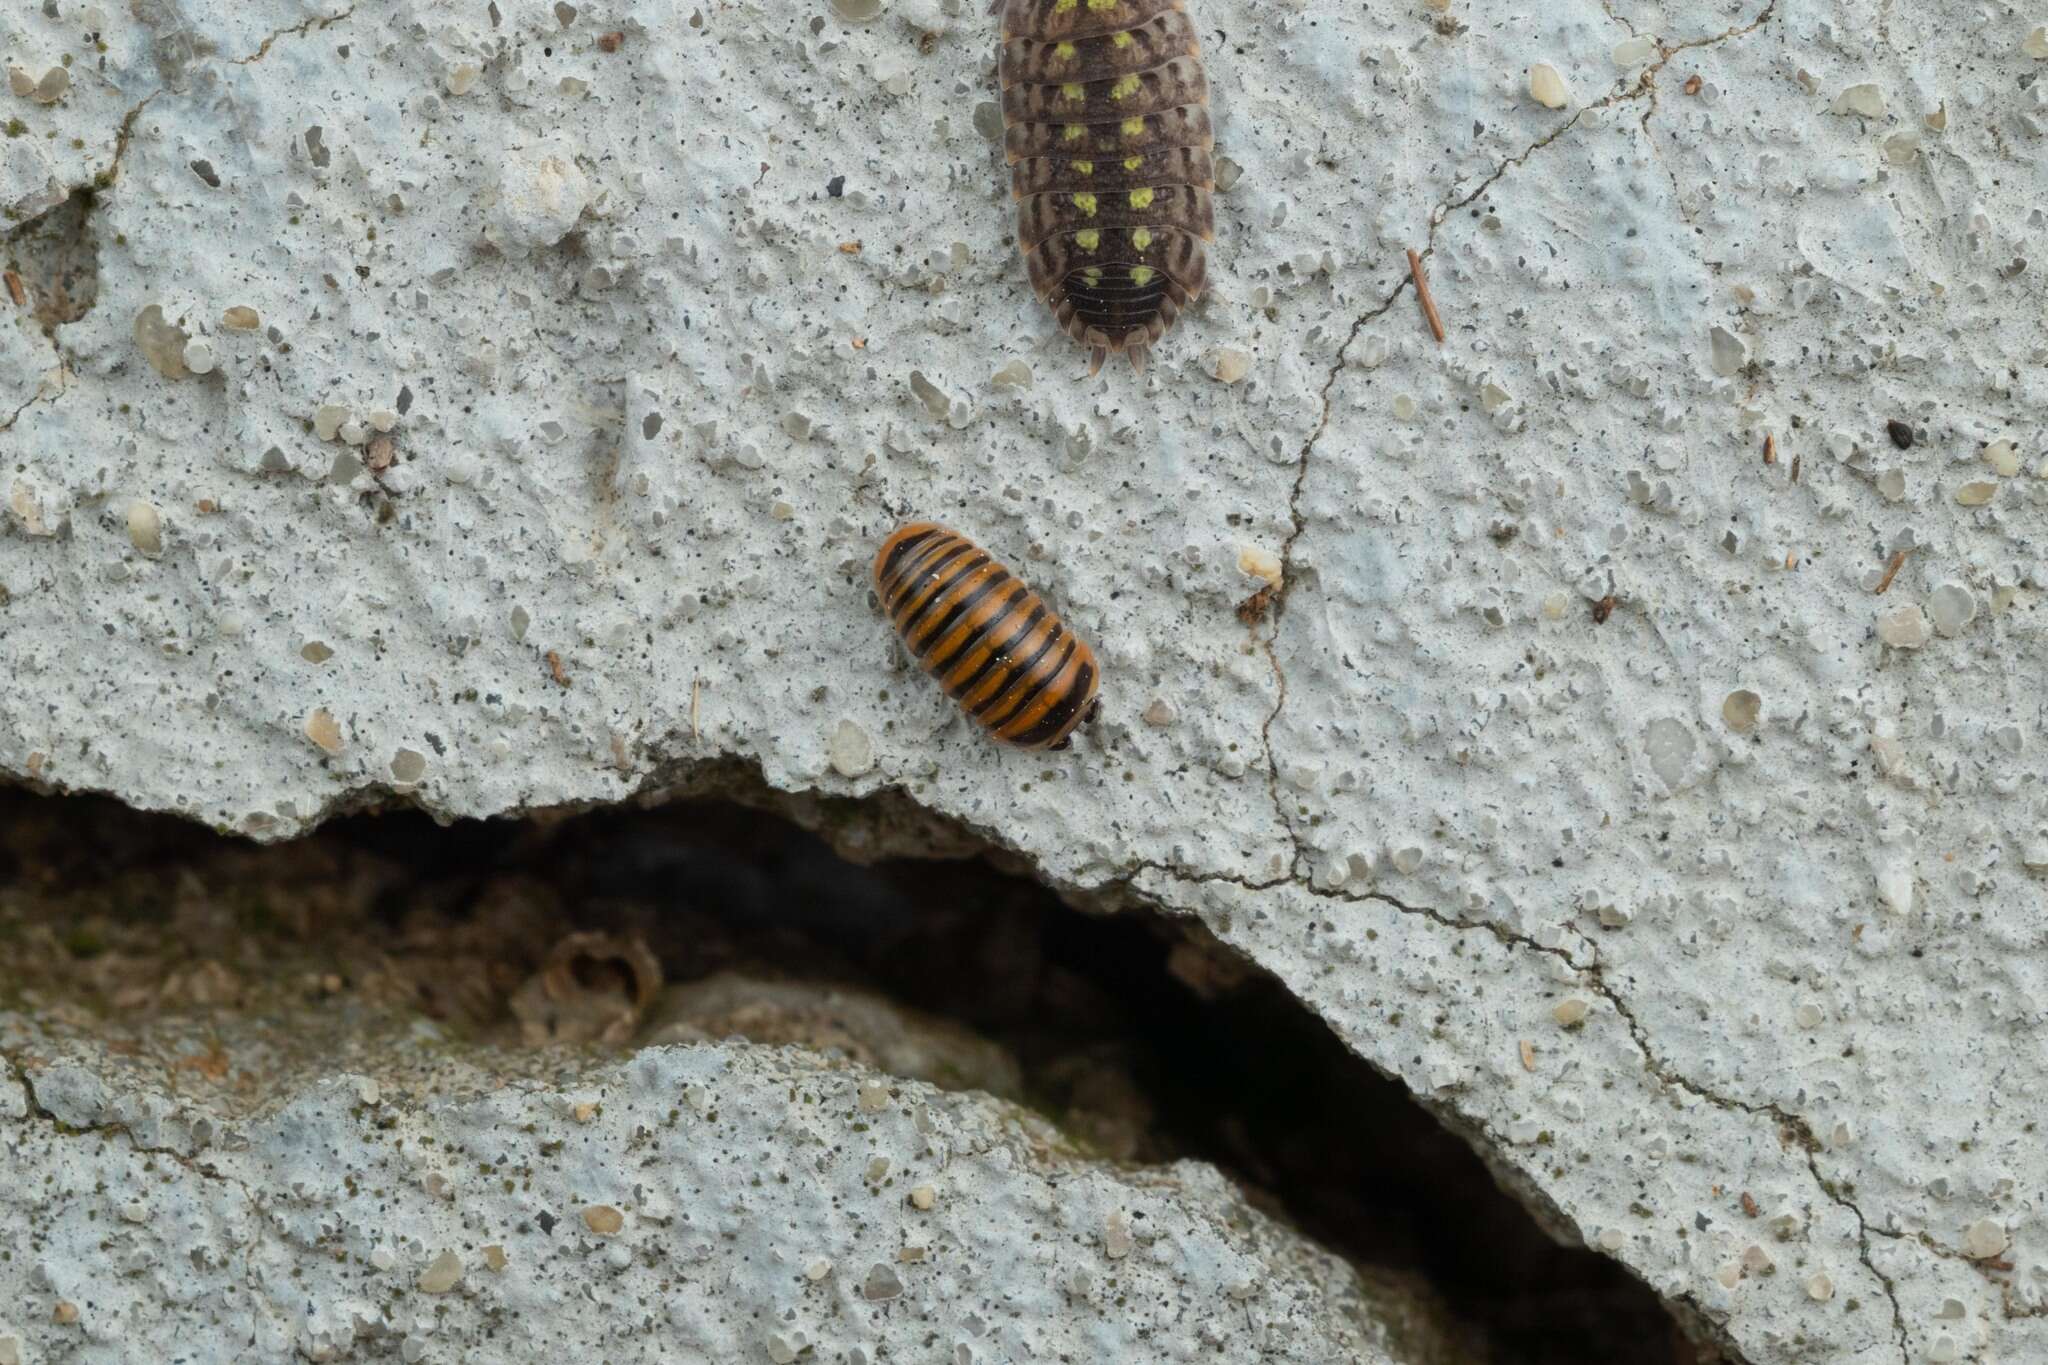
[0,1024,1446,1365]
[0,753,1737,1361]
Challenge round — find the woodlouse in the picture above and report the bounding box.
[873,521,1102,750]
[996,0,1215,375]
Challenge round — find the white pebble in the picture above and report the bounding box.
[1983,440,2020,476]
[181,338,217,375]
[1237,544,1282,586]
[2024,26,2048,59]
[1963,1218,2009,1259]
[1708,326,1747,377]
[1926,584,1976,638]
[126,499,163,557]
[314,404,349,441]
[1875,606,1930,649]
[418,1250,463,1294]
[1875,861,1915,917]
[1611,36,1656,66]
[1721,690,1761,734]
[1954,480,1996,506]
[1552,998,1590,1028]
[1806,1271,1834,1301]
[1528,62,1571,109]
[1209,348,1252,384]
[1104,1211,1134,1259]
[828,719,874,778]
[1830,83,1885,117]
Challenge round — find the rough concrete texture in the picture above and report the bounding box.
[3,1027,1445,1364]
[3,0,2046,1361]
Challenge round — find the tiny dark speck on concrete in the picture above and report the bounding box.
[1887,419,1914,449]
[826,175,845,198]
[536,1210,557,1235]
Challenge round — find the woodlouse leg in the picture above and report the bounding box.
[1049,736,1072,751]
[1087,346,1108,376]
[1126,344,1149,375]
[1083,697,1102,725]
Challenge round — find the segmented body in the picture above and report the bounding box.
[872,522,1103,751]
[996,0,1214,374]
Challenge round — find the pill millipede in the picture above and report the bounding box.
[872,522,1103,752]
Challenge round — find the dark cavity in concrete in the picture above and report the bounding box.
[0,790,1724,1365]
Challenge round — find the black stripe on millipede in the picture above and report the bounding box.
[877,528,940,587]
[968,615,1064,717]
[1012,659,1094,747]
[883,534,966,609]
[900,553,992,644]
[928,582,1028,676]
[987,635,1078,730]
[888,541,973,620]
[881,534,961,609]
[914,567,1014,661]
[948,602,1045,702]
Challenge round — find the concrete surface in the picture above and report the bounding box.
[2,1025,1442,1364]
[3,0,2045,1360]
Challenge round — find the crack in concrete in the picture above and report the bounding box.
[1248,276,1415,882]
[1631,3,1779,143]
[1239,9,1795,880]
[1120,857,1912,1363]
[233,5,358,66]
[1213,3,1858,1353]
[104,89,163,188]
[3,1047,247,1195]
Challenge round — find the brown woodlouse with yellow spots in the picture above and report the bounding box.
[873,522,1103,750]
[996,0,1214,375]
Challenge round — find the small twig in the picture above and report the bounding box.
[1762,431,1776,465]
[1407,249,1445,345]
[690,677,701,740]
[546,650,572,687]
[1789,453,1801,483]
[1874,548,1910,595]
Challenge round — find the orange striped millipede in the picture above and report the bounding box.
[872,522,1103,751]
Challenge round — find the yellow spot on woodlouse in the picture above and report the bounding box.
[1123,155,1142,170]
[1071,159,1094,175]
[1121,116,1145,137]
[1128,187,1155,209]
[1071,192,1098,216]
[1082,267,1103,286]
[1054,0,1077,11]
[1111,30,1134,47]
[1109,74,1141,100]
[1086,0,1118,9]
[1059,83,1084,103]
[1075,229,1101,250]
[1063,124,1086,142]
[1130,265,1155,286]
[1053,41,1076,61]
[1130,227,1152,249]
